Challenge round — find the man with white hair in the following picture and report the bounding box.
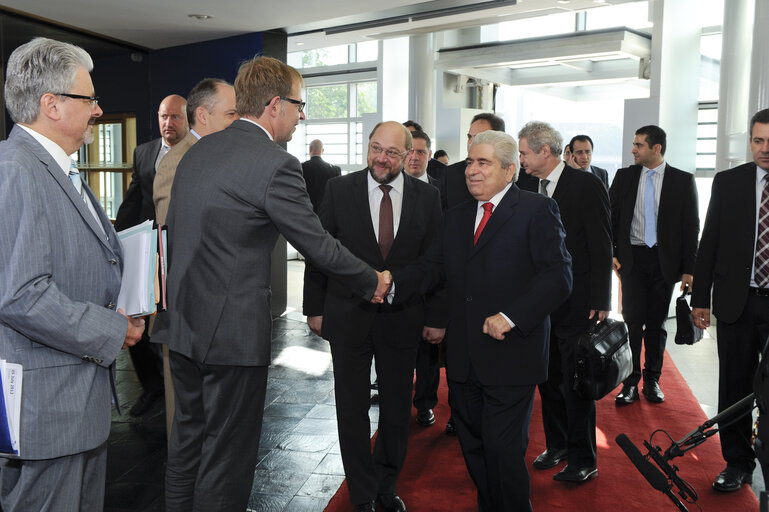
[0,37,144,510]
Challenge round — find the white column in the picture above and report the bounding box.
[715,0,754,170]
[408,34,436,136]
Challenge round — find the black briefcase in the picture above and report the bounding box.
[574,318,632,400]
[675,284,703,345]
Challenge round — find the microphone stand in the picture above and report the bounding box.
[621,393,756,510]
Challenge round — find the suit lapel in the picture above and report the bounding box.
[390,172,415,259]
[17,129,115,250]
[472,185,518,255]
[352,170,381,262]
[551,167,573,204]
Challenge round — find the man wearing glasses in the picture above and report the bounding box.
[164,56,391,512]
[304,121,444,512]
[0,37,144,510]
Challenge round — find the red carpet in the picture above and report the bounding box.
[326,352,759,511]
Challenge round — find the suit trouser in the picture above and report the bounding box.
[620,245,675,386]
[449,367,535,512]
[0,442,107,512]
[165,350,268,512]
[538,329,597,468]
[329,326,418,505]
[413,339,440,412]
[716,293,769,473]
[128,325,164,394]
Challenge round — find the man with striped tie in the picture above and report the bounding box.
[692,109,769,492]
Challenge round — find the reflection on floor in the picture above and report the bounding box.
[105,261,764,511]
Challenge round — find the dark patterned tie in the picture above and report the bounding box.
[755,176,769,287]
[539,179,550,197]
[473,202,494,245]
[379,185,394,259]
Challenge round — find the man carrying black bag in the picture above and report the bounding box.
[518,121,613,483]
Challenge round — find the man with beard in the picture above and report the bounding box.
[304,121,443,512]
[115,93,188,417]
[0,37,144,510]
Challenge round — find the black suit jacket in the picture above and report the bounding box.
[692,162,757,323]
[520,167,612,336]
[394,185,572,386]
[115,138,161,230]
[303,170,445,346]
[440,160,473,210]
[301,155,341,214]
[589,165,609,188]
[609,163,699,284]
[427,158,447,181]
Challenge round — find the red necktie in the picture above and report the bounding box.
[379,185,394,259]
[473,202,494,245]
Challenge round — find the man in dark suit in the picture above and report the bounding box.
[0,37,144,510]
[301,139,341,213]
[569,134,609,188]
[163,56,391,512]
[394,130,572,511]
[692,109,769,492]
[610,125,699,405]
[304,122,444,512]
[439,112,505,211]
[403,130,443,428]
[518,121,612,483]
[116,93,188,416]
[403,120,446,181]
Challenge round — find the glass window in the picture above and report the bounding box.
[307,85,348,119]
[356,82,377,117]
[356,41,379,62]
[497,12,576,41]
[585,2,652,31]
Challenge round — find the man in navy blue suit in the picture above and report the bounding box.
[394,130,572,511]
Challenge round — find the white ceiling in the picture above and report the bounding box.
[0,0,640,50]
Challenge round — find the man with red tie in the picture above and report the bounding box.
[394,130,572,511]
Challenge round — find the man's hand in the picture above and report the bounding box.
[680,273,693,292]
[371,270,392,303]
[307,315,323,336]
[422,326,446,344]
[589,310,609,322]
[483,314,512,341]
[612,257,621,275]
[692,307,710,330]
[119,309,145,349]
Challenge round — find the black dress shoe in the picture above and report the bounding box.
[371,378,378,390]
[353,500,376,512]
[642,380,665,403]
[416,408,435,427]
[713,466,752,492]
[553,464,598,483]
[615,384,639,405]
[533,448,568,469]
[445,417,457,435]
[129,389,163,417]
[377,493,406,512]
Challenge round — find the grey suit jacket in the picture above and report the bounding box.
[154,131,197,226]
[165,120,377,366]
[0,126,127,460]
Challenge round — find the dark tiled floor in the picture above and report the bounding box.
[105,309,376,512]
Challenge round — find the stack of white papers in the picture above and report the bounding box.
[0,359,22,456]
[116,220,158,317]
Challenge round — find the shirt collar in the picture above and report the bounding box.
[18,124,75,177]
[240,118,273,141]
[542,160,565,187]
[190,129,202,140]
[478,181,513,210]
[367,168,405,195]
[643,161,666,175]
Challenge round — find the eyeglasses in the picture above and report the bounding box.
[265,96,305,113]
[369,143,406,159]
[57,93,99,107]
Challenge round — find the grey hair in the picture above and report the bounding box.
[469,130,520,181]
[186,78,229,126]
[5,37,93,124]
[517,121,563,157]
